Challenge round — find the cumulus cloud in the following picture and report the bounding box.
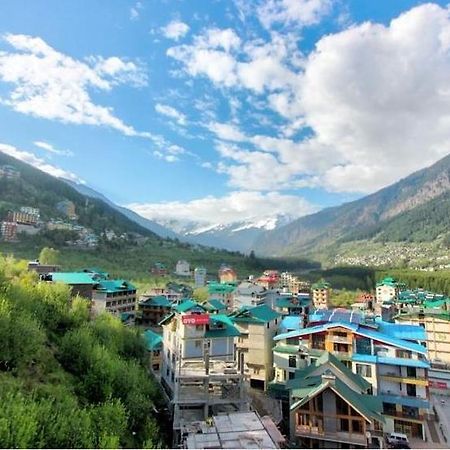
[127,191,316,226]
[258,0,332,29]
[162,20,190,41]
[0,143,82,183]
[33,141,73,157]
[0,34,149,137]
[171,4,450,194]
[153,143,186,163]
[155,103,187,126]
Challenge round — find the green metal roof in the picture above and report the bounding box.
[140,295,172,307]
[276,297,310,309]
[273,344,301,354]
[207,282,236,294]
[174,299,207,313]
[229,304,281,324]
[143,329,163,351]
[205,315,241,338]
[204,298,227,312]
[50,272,98,285]
[97,279,136,293]
[311,280,330,290]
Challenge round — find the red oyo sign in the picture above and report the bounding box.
[182,314,210,325]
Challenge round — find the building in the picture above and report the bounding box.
[145,282,192,303]
[256,270,280,289]
[203,299,228,314]
[233,281,267,308]
[144,329,163,374]
[49,272,99,299]
[91,279,137,317]
[56,199,77,220]
[194,266,207,287]
[312,281,331,310]
[28,260,60,275]
[375,277,403,305]
[7,210,39,225]
[280,272,311,294]
[272,309,430,440]
[0,164,20,179]
[396,307,450,366]
[159,300,248,445]
[289,366,384,448]
[229,305,281,390]
[20,206,40,219]
[1,221,17,241]
[151,262,168,277]
[137,295,173,326]
[175,260,190,277]
[182,411,285,449]
[275,293,311,317]
[219,265,237,283]
[208,282,236,309]
[351,293,375,313]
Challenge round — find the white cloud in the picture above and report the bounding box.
[0,34,149,137]
[0,143,82,183]
[208,122,246,142]
[162,20,190,41]
[258,0,332,29]
[155,103,187,126]
[153,143,186,163]
[33,141,73,157]
[127,190,316,226]
[130,1,143,20]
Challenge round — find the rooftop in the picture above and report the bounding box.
[143,329,163,351]
[50,272,98,285]
[229,304,281,324]
[139,295,172,308]
[208,282,237,294]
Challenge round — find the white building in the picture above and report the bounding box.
[175,260,190,277]
[233,281,267,308]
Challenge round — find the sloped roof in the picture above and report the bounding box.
[230,304,281,323]
[205,298,227,312]
[140,295,172,307]
[206,315,241,338]
[174,299,208,313]
[143,329,163,351]
[50,272,98,285]
[96,279,136,293]
[208,282,236,294]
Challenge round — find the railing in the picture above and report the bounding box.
[382,410,424,421]
[295,425,366,445]
[328,335,352,344]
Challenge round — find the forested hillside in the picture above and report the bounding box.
[0,255,167,448]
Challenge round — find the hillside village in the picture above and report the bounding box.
[29,257,450,449]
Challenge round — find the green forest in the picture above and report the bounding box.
[0,255,167,449]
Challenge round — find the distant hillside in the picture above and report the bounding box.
[255,153,450,260]
[0,152,158,239]
[64,180,178,239]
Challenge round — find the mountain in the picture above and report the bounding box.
[0,152,158,239]
[255,153,450,259]
[63,180,178,239]
[157,214,294,252]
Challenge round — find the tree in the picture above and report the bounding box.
[38,247,60,265]
[193,287,208,303]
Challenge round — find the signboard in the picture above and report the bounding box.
[429,380,447,389]
[182,314,210,325]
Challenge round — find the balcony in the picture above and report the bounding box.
[328,335,352,344]
[295,425,367,446]
[382,410,424,421]
[380,373,428,386]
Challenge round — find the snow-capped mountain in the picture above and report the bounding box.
[157,215,295,252]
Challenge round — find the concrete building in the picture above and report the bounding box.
[160,300,248,445]
[175,260,190,277]
[1,221,17,241]
[182,411,285,449]
[396,308,450,366]
[208,282,236,309]
[312,281,331,310]
[146,282,192,304]
[151,262,168,277]
[194,266,207,287]
[256,270,279,289]
[280,272,310,294]
[28,260,60,275]
[91,279,137,316]
[275,293,311,317]
[229,305,281,390]
[7,209,39,225]
[144,329,163,374]
[49,272,99,299]
[219,266,237,284]
[20,206,40,219]
[375,277,404,305]
[233,281,267,308]
[137,295,172,326]
[272,309,430,440]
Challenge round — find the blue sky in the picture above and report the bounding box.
[1,0,450,227]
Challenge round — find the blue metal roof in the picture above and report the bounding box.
[379,394,429,409]
[376,320,426,341]
[274,322,358,341]
[279,315,304,333]
[352,354,429,368]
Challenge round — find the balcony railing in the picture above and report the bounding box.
[295,425,367,445]
[328,335,352,344]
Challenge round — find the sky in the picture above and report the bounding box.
[1,0,450,227]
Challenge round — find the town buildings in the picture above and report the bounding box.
[256,270,280,289]
[233,281,267,308]
[208,282,236,309]
[1,221,17,241]
[175,259,190,277]
[312,281,331,309]
[159,300,248,445]
[151,262,168,276]
[280,272,310,294]
[137,295,172,326]
[272,309,430,439]
[375,277,404,305]
[144,329,163,374]
[229,305,281,390]
[194,266,207,287]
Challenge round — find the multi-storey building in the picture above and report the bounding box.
[175,260,190,277]
[272,309,429,439]
[144,329,163,374]
[256,270,279,289]
[160,300,248,445]
[137,295,172,326]
[229,305,281,390]
[7,210,39,225]
[280,272,310,294]
[194,266,207,287]
[20,206,40,219]
[233,281,267,308]
[28,260,60,275]
[1,221,17,241]
[208,282,236,309]
[151,262,168,276]
[145,282,192,304]
[312,281,331,309]
[275,293,311,317]
[375,277,404,305]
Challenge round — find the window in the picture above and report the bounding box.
[312,334,325,350]
[289,356,296,368]
[195,340,202,348]
[356,363,372,377]
[406,383,416,397]
[352,420,362,433]
[287,337,298,345]
[340,418,349,432]
[406,366,417,378]
[397,349,412,359]
[288,371,295,380]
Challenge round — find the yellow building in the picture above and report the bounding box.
[312,281,331,309]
